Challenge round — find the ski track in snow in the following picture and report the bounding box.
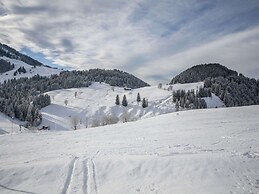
[61,157,79,194]
[60,156,99,194]
[82,160,88,194]
[86,159,98,194]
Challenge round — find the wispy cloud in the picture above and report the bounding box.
[1,0,259,84]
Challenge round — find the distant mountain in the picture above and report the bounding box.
[0,42,62,82]
[170,63,238,84]
[0,56,62,83]
[0,42,48,68]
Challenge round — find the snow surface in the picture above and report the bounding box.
[0,105,259,194]
[0,112,23,134]
[40,82,224,131]
[0,56,62,83]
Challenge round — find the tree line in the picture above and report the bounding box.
[0,59,14,73]
[172,88,208,111]
[115,92,148,108]
[204,74,259,107]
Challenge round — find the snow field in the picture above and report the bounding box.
[41,82,223,131]
[0,105,259,193]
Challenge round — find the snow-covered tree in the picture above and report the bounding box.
[70,116,80,130]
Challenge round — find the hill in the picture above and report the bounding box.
[0,43,150,128]
[41,82,223,131]
[0,42,62,82]
[0,105,258,193]
[0,82,224,133]
[0,42,48,68]
[0,56,62,83]
[170,63,238,84]
[170,63,259,108]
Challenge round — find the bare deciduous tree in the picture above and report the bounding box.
[70,116,80,130]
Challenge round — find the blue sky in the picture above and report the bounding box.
[1,0,259,84]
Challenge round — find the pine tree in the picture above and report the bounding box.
[115,94,120,105]
[122,95,128,107]
[142,98,148,108]
[137,93,141,104]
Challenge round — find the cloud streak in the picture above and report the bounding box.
[1,0,259,84]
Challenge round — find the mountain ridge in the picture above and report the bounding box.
[0,42,50,68]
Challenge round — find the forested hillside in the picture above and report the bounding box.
[170,63,238,84]
[204,75,259,107]
[0,59,15,73]
[0,69,149,127]
[170,63,259,108]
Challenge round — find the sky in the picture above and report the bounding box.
[0,0,259,84]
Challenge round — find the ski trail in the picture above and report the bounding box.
[67,158,87,194]
[92,160,98,194]
[87,159,98,194]
[82,160,88,194]
[61,157,79,194]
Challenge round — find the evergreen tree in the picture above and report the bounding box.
[142,98,148,108]
[137,93,141,104]
[115,94,120,105]
[122,95,128,107]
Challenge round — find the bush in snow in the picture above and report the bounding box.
[121,111,130,123]
[91,119,101,128]
[102,115,119,126]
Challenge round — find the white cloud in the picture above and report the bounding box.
[138,26,259,84]
[0,0,259,84]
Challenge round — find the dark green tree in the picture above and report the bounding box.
[142,98,148,108]
[122,95,128,107]
[137,92,141,104]
[115,94,120,105]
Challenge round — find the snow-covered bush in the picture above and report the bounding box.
[102,115,119,126]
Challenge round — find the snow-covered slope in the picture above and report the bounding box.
[40,82,224,131]
[0,56,62,83]
[0,105,258,194]
[0,113,20,134]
